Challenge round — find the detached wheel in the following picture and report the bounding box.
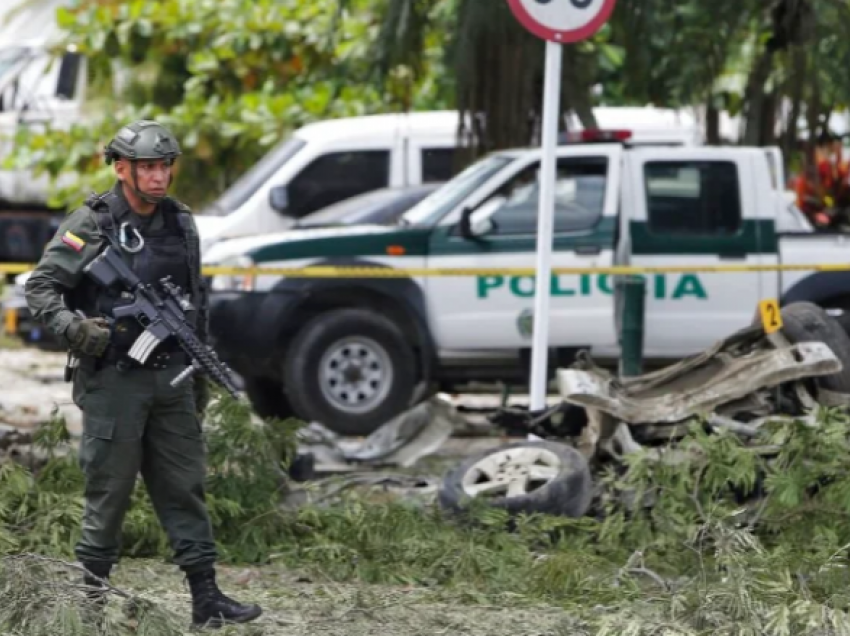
[780,302,850,394]
[283,308,417,436]
[438,440,593,518]
[819,296,850,337]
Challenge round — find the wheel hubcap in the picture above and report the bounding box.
[319,336,393,415]
[461,447,562,499]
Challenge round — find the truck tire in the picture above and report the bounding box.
[282,308,418,436]
[438,440,593,518]
[780,302,850,394]
[243,376,294,422]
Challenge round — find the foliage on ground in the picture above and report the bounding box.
[3,396,850,633]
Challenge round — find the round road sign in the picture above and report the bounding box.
[507,0,618,43]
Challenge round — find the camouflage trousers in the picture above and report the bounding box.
[72,361,217,572]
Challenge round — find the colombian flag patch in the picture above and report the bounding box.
[61,230,85,252]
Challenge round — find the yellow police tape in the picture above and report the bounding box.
[3,261,850,278]
[194,262,850,277]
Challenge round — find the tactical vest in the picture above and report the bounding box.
[66,190,204,356]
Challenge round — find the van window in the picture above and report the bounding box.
[287,150,391,218]
[476,156,608,236]
[644,161,742,235]
[421,148,457,182]
[206,137,305,216]
[56,52,82,100]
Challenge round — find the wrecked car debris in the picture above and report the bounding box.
[296,394,472,473]
[338,396,461,465]
[557,340,839,425]
[438,302,850,518]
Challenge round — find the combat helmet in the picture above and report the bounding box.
[104,120,182,203]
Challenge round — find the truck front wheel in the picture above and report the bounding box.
[282,308,418,436]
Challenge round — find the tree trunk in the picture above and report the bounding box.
[452,0,541,165]
[742,49,775,146]
[804,75,822,175]
[760,90,778,146]
[561,45,598,131]
[783,47,806,169]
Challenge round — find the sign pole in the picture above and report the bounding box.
[506,0,618,413]
[528,39,563,413]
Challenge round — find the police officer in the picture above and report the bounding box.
[24,120,262,629]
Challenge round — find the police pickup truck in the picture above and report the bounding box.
[204,133,850,435]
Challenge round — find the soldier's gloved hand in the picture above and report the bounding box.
[194,376,211,419]
[66,317,111,357]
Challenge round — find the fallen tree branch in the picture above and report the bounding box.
[2,553,132,600]
[613,550,671,592]
[0,552,185,635]
[625,566,671,592]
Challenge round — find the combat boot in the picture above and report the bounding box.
[187,567,262,629]
[80,561,111,624]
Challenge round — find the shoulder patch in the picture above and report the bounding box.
[60,230,86,252]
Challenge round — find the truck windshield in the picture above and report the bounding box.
[203,137,306,217]
[400,153,514,226]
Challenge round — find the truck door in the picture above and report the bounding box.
[624,148,774,357]
[425,144,623,352]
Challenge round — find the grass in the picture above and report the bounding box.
[4,496,850,635]
[4,383,850,633]
[0,554,581,636]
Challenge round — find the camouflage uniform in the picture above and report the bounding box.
[24,120,262,629]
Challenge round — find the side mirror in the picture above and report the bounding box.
[458,197,504,240]
[269,185,289,212]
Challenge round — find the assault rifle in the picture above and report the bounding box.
[82,245,240,398]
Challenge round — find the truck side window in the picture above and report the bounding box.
[287,150,391,218]
[483,156,608,236]
[644,161,742,235]
[421,148,457,182]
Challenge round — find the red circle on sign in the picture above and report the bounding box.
[507,0,618,43]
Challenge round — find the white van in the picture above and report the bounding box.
[196,107,706,251]
[196,111,463,250]
[0,0,115,267]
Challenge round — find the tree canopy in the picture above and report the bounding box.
[4,0,850,210]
